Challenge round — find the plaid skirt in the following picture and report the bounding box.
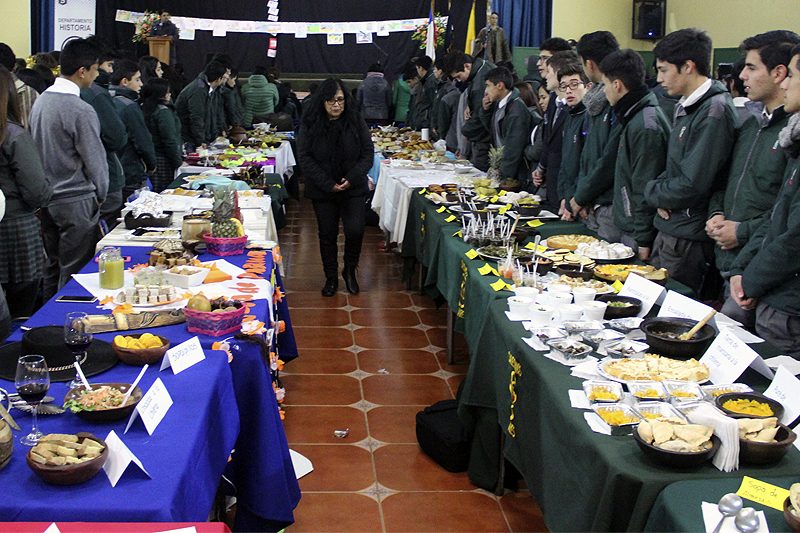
[0,214,45,284]
[151,153,178,193]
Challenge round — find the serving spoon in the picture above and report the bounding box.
[679,309,717,341]
[733,507,760,533]
[711,493,743,533]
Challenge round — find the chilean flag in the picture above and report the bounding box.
[425,7,436,61]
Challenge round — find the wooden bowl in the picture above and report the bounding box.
[112,334,170,366]
[633,427,720,469]
[0,420,12,471]
[26,433,107,485]
[785,496,800,532]
[739,424,797,465]
[64,383,143,423]
[715,392,785,420]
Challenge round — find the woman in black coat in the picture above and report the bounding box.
[297,78,374,296]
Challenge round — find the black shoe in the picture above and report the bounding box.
[321,277,338,297]
[342,266,360,294]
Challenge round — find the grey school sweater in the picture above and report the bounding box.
[29,79,109,205]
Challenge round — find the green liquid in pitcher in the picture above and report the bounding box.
[99,258,124,289]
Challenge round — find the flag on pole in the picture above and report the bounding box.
[464,0,476,55]
[425,6,436,61]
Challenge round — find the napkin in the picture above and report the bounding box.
[569,389,591,409]
[522,335,548,352]
[700,502,769,533]
[765,355,800,375]
[571,360,603,380]
[685,402,739,472]
[505,311,528,322]
[583,412,611,435]
[540,349,597,367]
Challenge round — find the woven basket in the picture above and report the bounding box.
[203,233,247,256]
[184,304,246,336]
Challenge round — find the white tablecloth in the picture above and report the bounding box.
[371,161,481,246]
[180,141,296,181]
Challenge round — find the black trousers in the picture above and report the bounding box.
[312,194,366,279]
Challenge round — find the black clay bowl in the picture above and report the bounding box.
[785,496,800,532]
[739,424,797,465]
[715,391,785,420]
[516,204,542,217]
[524,256,553,275]
[64,383,143,423]
[555,263,595,281]
[639,317,716,359]
[597,295,642,319]
[633,428,720,468]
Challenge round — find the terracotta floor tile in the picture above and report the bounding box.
[291,493,383,532]
[294,326,353,349]
[283,406,368,443]
[500,492,548,533]
[418,308,448,327]
[358,349,439,374]
[374,444,475,491]
[354,327,430,350]
[288,291,348,308]
[351,309,420,327]
[284,349,358,374]
[367,406,424,443]
[362,375,452,405]
[382,492,508,532]
[436,349,471,373]
[411,293,442,309]
[348,292,414,308]
[290,308,351,327]
[447,374,466,396]
[425,327,448,348]
[292,444,375,492]
[281,374,362,405]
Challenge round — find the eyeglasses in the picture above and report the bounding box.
[558,81,585,91]
[326,97,345,105]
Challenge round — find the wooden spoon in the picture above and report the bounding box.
[679,309,717,341]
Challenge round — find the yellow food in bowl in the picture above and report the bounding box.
[710,388,738,397]
[114,333,164,350]
[597,409,638,426]
[641,412,663,420]
[670,390,698,398]
[588,387,619,401]
[634,388,663,398]
[722,399,774,417]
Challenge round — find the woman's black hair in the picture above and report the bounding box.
[0,65,20,144]
[301,77,361,134]
[140,78,171,118]
[139,55,161,84]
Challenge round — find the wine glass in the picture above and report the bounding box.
[64,312,92,389]
[15,355,50,446]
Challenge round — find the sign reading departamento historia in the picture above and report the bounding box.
[54,0,97,50]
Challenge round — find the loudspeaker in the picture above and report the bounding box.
[632,0,666,41]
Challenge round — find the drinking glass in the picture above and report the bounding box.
[64,312,92,389]
[15,355,50,446]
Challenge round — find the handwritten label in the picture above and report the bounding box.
[618,273,666,317]
[736,476,790,511]
[436,206,446,213]
[490,279,507,291]
[477,263,495,276]
[763,365,800,425]
[160,336,205,374]
[465,249,479,260]
[125,378,173,435]
[103,430,151,487]
[526,220,544,228]
[611,280,624,293]
[445,215,457,223]
[699,329,767,384]
[658,290,715,322]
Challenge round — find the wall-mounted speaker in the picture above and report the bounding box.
[632,0,666,41]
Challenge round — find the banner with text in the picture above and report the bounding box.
[54,0,97,50]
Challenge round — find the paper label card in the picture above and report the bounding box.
[477,263,496,276]
[436,206,446,213]
[736,476,790,511]
[763,365,800,425]
[327,33,344,45]
[444,215,457,223]
[356,31,372,44]
[490,279,507,291]
[618,273,666,317]
[611,280,624,293]
[125,378,173,435]
[658,291,720,326]
[452,230,463,238]
[699,329,765,384]
[524,242,547,252]
[103,430,150,487]
[465,249,479,260]
[418,188,427,195]
[161,336,205,374]
[526,219,544,228]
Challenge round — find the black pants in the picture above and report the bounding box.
[312,194,366,279]
[2,281,41,319]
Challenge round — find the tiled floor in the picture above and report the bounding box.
[278,195,548,532]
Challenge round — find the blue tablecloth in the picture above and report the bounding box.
[0,247,300,527]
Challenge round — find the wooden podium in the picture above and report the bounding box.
[147,36,172,64]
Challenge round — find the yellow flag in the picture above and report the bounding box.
[465,0,476,54]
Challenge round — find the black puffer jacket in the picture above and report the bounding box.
[297,116,374,200]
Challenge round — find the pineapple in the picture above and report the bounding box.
[211,186,242,238]
[487,146,503,183]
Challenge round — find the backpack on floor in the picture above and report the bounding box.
[415,399,470,472]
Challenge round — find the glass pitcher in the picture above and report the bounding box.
[98,246,124,290]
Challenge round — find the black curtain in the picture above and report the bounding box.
[447,0,487,54]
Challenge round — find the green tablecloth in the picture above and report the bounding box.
[644,476,796,532]
[459,298,800,531]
